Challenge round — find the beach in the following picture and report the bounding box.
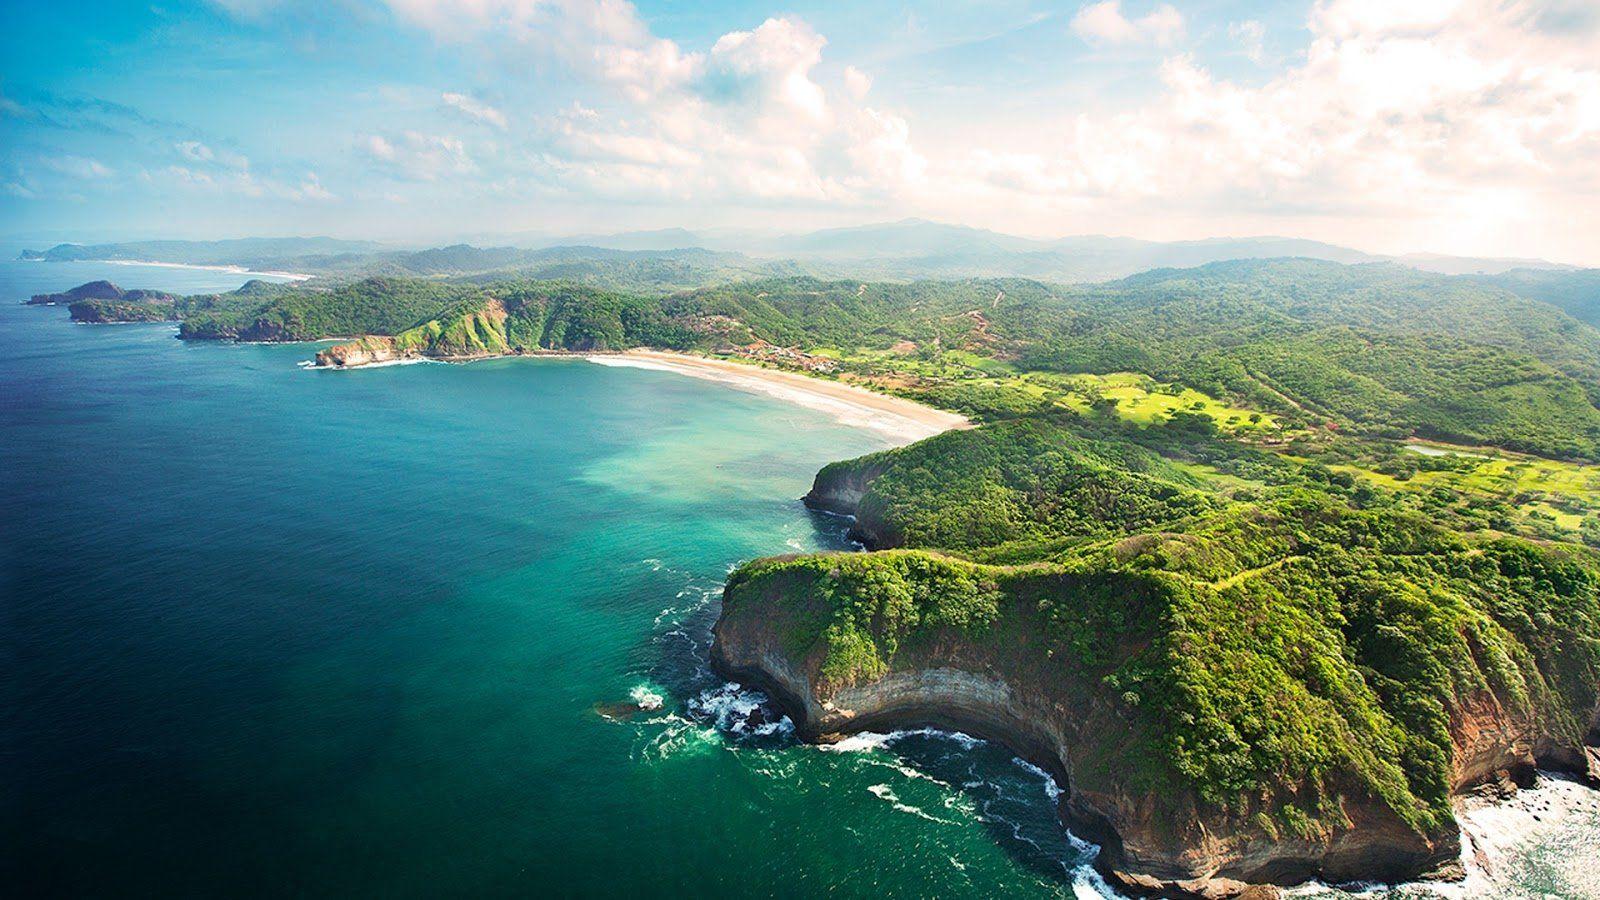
[101,259,315,281]
[587,349,970,444]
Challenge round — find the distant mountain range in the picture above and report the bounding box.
[513,219,1583,279]
[18,237,389,267]
[19,219,1584,284]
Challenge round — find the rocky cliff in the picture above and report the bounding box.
[69,299,178,323]
[803,457,893,545]
[713,437,1600,898]
[29,280,177,308]
[314,298,534,367]
[313,335,410,368]
[28,280,124,305]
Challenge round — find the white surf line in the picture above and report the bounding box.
[99,259,314,281]
[585,353,966,445]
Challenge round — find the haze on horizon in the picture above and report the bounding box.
[2,0,1598,265]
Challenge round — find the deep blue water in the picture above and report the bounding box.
[0,260,1104,898]
[4,259,1594,899]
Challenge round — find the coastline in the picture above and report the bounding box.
[100,259,315,281]
[586,349,970,445]
[1283,772,1600,898]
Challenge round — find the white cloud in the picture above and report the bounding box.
[959,0,1600,259]
[442,92,507,128]
[292,172,334,200]
[176,140,250,169]
[151,160,333,202]
[0,89,26,118]
[540,16,921,204]
[361,130,475,181]
[385,0,698,101]
[705,17,828,123]
[1229,19,1266,63]
[843,66,872,101]
[161,165,223,190]
[364,134,396,161]
[179,0,1600,260]
[378,3,922,205]
[177,140,214,163]
[42,156,113,179]
[1071,1,1185,47]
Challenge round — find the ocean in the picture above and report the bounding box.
[2,259,1595,898]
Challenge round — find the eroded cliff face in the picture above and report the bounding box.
[313,299,517,367]
[803,457,895,547]
[712,565,1477,898]
[314,336,409,368]
[715,459,1600,898]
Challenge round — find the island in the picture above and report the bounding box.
[28,280,178,318]
[24,258,1600,896]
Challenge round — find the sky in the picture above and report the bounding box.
[2,0,1598,263]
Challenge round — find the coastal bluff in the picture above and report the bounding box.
[710,431,1600,899]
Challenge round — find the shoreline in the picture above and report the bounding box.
[99,259,314,281]
[586,349,970,445]
[309,343,968,446]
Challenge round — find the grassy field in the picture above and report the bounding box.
[1053,372,1280,432]
[1329,441,1600,539]
[822,346,1280,434]
[756,345,1599,546]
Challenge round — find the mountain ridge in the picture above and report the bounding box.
[20,221,1582,283]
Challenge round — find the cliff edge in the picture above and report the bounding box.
[713,423,1600,898]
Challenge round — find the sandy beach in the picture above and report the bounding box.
[102,259,315,281]
[586,349,969,445]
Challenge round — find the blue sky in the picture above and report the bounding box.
[3,0,1597,262]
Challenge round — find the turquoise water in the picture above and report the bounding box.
[1,260,1102,897]
[4,260,1595,899]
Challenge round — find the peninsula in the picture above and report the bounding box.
[24,260,1600,896]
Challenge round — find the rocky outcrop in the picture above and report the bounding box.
[69,299,177,323]
[803,457,894,546]
[313,298,515,367]
[314,336,409,368]
[29,281,180,321]
[712,568,1475,898]
[29,280,178,306]
[29,280,125,305]
[716,460,1600,898]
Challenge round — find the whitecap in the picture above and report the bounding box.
[820,731,896,753]
[820,727,986,753]
[687,682,793,738]
[630,685,665,711]
[1012,757,1065,804]
[867,783,959,825]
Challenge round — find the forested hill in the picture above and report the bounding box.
[50,257,1600,461]
[692,265,1600,894]
[28,248,1600,890]
[658,260,1600,460]
[21,222,1580,282]
[1472,267,1600,328]
[1006,260,1600,459]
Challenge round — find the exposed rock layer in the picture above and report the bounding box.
[713,463,1600,899]
[314,336,409,368]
